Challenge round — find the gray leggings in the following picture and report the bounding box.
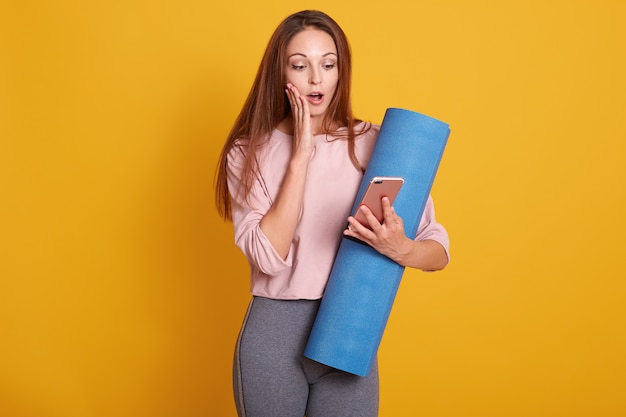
[233,296,379,417]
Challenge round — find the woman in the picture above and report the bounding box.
[215,10,449,417]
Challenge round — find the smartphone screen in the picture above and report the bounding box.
[353,176,404,228]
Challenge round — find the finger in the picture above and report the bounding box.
[286,84,300,111]
[288,87,309,127]
[359,205,383,231]
[289,84,303,105]
[345,216,374,241]
[300,98,311,131]
[299,90,311,118]
[381,197,395,226]
[285,89,297,115]
[390,205,403,226]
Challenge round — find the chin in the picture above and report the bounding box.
[310,107,331,119]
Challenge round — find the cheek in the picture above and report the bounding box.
[329,75,339,96]
[329,71,339,89]
[285,72,306,88]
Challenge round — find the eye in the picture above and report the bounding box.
[323,63,337,70]
[291,64,306,71]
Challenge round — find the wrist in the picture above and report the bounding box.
[290,148,312,167]
[287,156,310,179]
[394,237,415,267]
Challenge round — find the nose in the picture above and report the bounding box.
[309,67,321,85]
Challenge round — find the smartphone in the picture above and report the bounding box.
[353,176,404,228]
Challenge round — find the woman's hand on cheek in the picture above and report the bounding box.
[285,83,314,161]
[343,197,412,263]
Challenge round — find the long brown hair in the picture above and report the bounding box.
[215,10,367,220]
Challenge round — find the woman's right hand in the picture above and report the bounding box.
[285,83,314,161]
[256,84,314,260]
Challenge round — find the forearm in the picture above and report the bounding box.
[391,238,449,271]
[259,84,316,259]
[259,157,309,259]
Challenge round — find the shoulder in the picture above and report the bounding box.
[229,129,284,158]
[228,129,290,170]
[227,137,249,167]
[343,121,379,168]
[353,121,380,143]
[354,121,379,153]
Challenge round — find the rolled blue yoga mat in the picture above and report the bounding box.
[304,108,450,376]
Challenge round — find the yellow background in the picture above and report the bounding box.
[1,0,625,416]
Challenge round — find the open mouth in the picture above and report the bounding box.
[307,93,324,104]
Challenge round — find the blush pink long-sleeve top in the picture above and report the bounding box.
[226,123,449,300]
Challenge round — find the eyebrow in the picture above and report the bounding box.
[287,52,338,59]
